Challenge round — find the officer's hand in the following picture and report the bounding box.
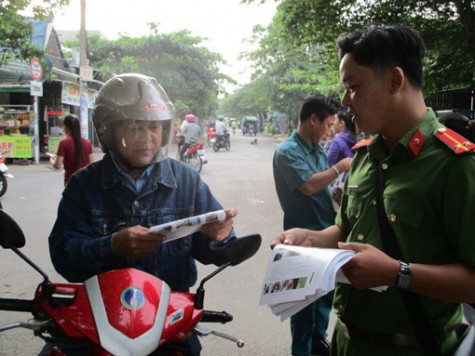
[201,209,237,242]
[338,242,399,289]
[112,225,165,259]
[271,228,314,249]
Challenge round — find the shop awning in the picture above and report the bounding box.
[0,83,30,93]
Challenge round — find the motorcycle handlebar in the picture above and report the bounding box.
[201,310,233,323]
[0,298,34,313]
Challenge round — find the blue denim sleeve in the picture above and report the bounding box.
[190,178,236,266]
[48,183,124,283]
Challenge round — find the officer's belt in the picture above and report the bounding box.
[340,319,422,348]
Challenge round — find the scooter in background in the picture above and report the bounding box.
[0,153,13,197]
[181,143,207,173]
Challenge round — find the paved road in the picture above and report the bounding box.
[0,132,331,355]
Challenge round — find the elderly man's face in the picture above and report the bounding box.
[114,120,163,167]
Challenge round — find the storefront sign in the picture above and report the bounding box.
[30,81,43,97]
[61,82,96,108]
[0,136,32,158]
[47,136,62,154]
[80,66,93,81]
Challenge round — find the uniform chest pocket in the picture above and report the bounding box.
[383,196,424,229]
[346,196,364,225]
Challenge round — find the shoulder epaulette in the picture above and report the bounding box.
[352,137,374,150]
[434,127,475,154]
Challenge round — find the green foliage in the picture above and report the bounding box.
[69,30,231,119]
[220,77,272,119]
[0,0,70,66]
[235,11,343,122]
[245,0,475,96]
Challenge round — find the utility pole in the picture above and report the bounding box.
[79,0,89,139]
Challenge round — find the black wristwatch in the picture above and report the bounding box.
[396,260,412,289]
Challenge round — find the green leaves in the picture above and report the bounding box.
[0,0,70,65]
[80,30,228,118]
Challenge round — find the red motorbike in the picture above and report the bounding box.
[207,127,217,148]
[175,133,207,173]
[0,209,261,355]
[181,143,207,173]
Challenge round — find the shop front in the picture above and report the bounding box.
[41,80,98,155]
[0,105,35,159]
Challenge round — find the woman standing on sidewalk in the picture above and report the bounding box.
[326,110,357,166]
[50,114,94,185]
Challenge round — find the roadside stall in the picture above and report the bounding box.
[0,105,35,160]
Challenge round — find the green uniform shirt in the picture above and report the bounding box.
[334,109,475,355]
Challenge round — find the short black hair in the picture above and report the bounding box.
[337,25,425,88]
[299,94,340,123]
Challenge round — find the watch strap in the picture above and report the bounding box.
[396,260,412,289]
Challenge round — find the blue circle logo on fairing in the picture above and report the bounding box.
[120,287,146,310]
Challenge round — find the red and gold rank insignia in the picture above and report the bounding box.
[434,127,475,154]
[352,137,374,150]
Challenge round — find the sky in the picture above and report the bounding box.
[51,0,278,91]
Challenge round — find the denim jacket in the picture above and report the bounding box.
[49,153,234,291]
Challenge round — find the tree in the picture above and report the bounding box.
[234,17,341,127]
[242,0,475,94]
[220,77,272,124]
[0,0,70,66]
[68,29,232,119]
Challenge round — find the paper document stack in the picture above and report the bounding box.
[149,210,226,243]
[259,245,356,321]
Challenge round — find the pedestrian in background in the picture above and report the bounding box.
[273,94,352,356]
[326,110,357,167]
[50,114,94,185]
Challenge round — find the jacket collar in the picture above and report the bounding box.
[101,153,178,190]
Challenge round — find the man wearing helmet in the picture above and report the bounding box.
[46,73,237,355]
[215,115,226,136]
[179,113,201,160]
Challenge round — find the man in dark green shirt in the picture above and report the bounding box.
[271,25,475,355]
[273,95,352,355]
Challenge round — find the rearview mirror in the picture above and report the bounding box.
[0,209,25,249]
[220,234,261,266]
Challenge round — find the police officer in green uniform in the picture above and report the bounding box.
[271,25,475,356]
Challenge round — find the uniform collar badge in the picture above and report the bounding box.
[408,129,425,157]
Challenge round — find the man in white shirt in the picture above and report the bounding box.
[215,116,226,136]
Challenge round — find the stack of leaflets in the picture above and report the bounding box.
[329,172,347,212]
[149,210,226,243]
[259,244,386,321]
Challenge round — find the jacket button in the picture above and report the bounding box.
[356,234,364,241]
[381,163,389,170]
[390,214,397,222]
